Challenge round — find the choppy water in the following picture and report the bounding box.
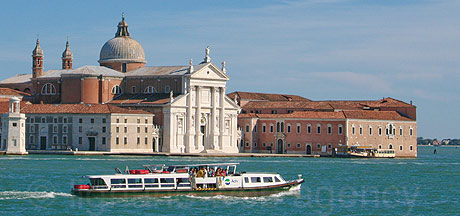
[0,146,459,215]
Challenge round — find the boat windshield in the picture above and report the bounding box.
[90,178,108,189]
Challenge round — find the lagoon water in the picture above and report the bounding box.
[0,146,459,215]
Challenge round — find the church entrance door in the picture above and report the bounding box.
[277,139,283,154]
[88,137,95,151]
[40,136,47,150]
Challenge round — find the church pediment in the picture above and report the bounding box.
[190,63,229,81]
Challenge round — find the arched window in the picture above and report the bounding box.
[111,85,122,95]
[41,83,56,95]
[389,144,393,149]
[165,85,170,93]
[144,86,156,94]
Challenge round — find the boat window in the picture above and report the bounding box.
[111,178,126,188]
[177,178,191,187]
[244,177,249,183]
[111,179,126,184]
[90,178,108,189]
[263,177,273,183]
[250,177,261,183]
[228,166,236,175]
[128,179,142,184]
[274,176,281,182]
[160,178,175,187]
[144,178,158,184]
[144,178,159,188]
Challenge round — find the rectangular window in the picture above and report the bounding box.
[124,127,127,133]
[116,137,119,145]
[297,125,301,133]
[79,118,82,124]
[270,125,274,133]
[31,118,35,123]
[12,123,17,127]
[63,118,67,123]
[63,126,68,133]
[307,125,311,134]
[328,126,332,134]
[400,128,403,136]
[379,128,382,136]
[124,137,127,144]
[145,137,148,145]
[250,177,261,183]
[297,143,301,148]
[79,137,82,144]
[63,136,67,145]
[263,177,273,183]
[137,119,140,124]
[246,125,249,133]
[287,125,291,133]
[359,127,363,135]
[145,118,148,124]
[53,125,58,133]
[262,125,266,133]
[399,146,403,151]
[271,110,277,114]
[132,86,136,93]
[116,127,119,133]
[369,127,373,136]
[102,118,106,124]
[102,137,106,145]
[53,136,57,144]
[317,125,321,134]
[410,128,413,136]
[352,127,355,135]
[124,118,127,123]
[102,127,106,133]
[79,126,82,132]
[145,127,148,133]
[160,178,175,187]
[338,126,343,135]
[53,118,57,123]
[116,118,120,123]
[91,118,95,124]
[137,127,140,133]
[137,137,140,144]
[30,135,34,144]
[42,117,46,123]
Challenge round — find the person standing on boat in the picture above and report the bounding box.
[197,167,206,178]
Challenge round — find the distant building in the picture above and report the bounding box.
[0,15,240,154]
[230,92,417,158]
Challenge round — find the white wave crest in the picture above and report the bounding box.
[0,191,72,200]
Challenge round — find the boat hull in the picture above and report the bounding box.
[71,179,304,197]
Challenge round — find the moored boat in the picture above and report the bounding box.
[71,163,304,197]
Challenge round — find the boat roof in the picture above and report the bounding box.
[164,163,239,167]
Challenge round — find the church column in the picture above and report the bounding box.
[211,87,217,150]
[185,84,194,152]
[219,87,225,149]
[195,85,201,150]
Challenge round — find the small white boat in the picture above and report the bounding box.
[71,163,304,197]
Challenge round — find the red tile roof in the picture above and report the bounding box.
[239,110,414,121]
[0,88,30,97]
[227,91,310,102]
[109,93,170,105]
[242,101,333,110]
[243,97,414,110]
[343,110,413,121]
[19,104,152,115]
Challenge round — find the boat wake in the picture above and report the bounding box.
[0,191,72,200]
[183,189,301,201]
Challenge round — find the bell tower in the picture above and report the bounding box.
[62,39,73,69]
[32,39,44,78]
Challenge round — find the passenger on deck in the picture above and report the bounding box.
[216,168,223,176]
[208,167,215,177]
[197,167,206,178]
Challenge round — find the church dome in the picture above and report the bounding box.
[98,15,146,64]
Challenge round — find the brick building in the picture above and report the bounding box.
[230,92,417,158]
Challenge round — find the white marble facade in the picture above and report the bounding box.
[162,62,240,153]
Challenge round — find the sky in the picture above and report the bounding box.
[0,0,458,139]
